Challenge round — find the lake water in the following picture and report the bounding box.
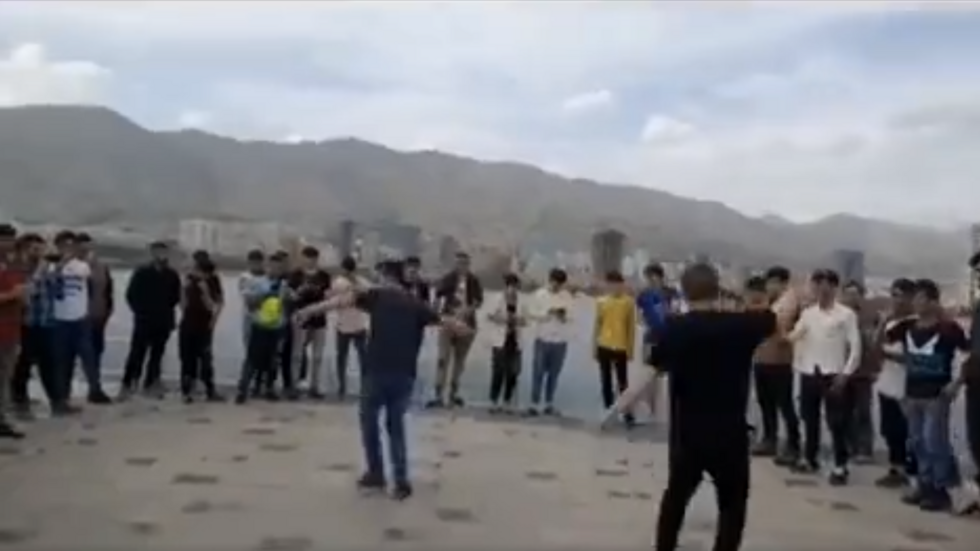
[101,270,637,419]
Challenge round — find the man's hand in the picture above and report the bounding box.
[442,316,473,336]
[942,380,963,400]
[830,373,849,394]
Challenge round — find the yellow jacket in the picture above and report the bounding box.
[594,294,636,358]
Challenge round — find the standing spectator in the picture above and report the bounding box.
[288,246,331,399]
[10,234,75,417]
[178,254,223,403]
[840,280,879,464]
[52,231,112,404]
[486,273,527,413]
[236,251,288,403]
[962,252,980,515]
[0,223,28,438]
[237,250,266,383]
[120,241,181,399]
[593,270,637,427]
[403,256,431,305]
[76,233,114,376]
[332,256,369,400]
[428,251,483,408]
[635,263,672,420]
[527,268,574,416]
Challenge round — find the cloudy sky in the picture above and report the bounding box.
[1,1,978,227]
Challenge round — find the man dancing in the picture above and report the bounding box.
[296,260,470,500]
[651,263,776,551]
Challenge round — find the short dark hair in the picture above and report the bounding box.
[378,259,404,281]
[0,223,16,239]
[192,249,210,262]
[246,249,265,262]
[765,266,791,284]
[890,277,915,296]
[17,232,43,245]
[643,263,665,279]
[605,270,625,283]
[810,269,840,287]
[503,273,520,288]
[405,256,421,267]
[914,278,941,301]
[681,262,720,302]
[341,255,357,272]
[301,246,319,259]
[745,275,767,293]
[269,251,288,262]
[197,258,216,274]
[970,251,980,270]
[55,230,76,245]
[548,268,568,285]
[76,232,92,243]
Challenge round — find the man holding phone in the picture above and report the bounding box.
[0,223,29,438]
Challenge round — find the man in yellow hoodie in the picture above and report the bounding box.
[594,270,637,427]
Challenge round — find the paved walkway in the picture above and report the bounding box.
[1,395,978,550]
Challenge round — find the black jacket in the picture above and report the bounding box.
[435,271,483,326]
[126,262,181,329]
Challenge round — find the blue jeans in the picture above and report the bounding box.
[530,340,567,406]
[359,375,413,485]
[53,318,101,399]
[905,397,958,490]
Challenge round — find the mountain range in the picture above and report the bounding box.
[0,105,967,280]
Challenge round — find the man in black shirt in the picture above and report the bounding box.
[288,246,331,399]
[428,251,483,408]
[649,263,776,551]
[179,255,223,402]
[403,256,431,304]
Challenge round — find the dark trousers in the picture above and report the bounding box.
[122,320,172,390]
[489,346,521,405]
[965,383,980,486]
[656,432,750,551]
[276,325,295,393]
[752,365,800,452]
[848,377,875,457]
[597,346,629,408]
[336,330,367,396]
[879,393,917,474]
[178,325,216,397]
[53,319,102,397]
[799,373,853,468]
[238,326,280,397]
[11,325,61,406]
[90,316,108,370]
[360,375,413,485]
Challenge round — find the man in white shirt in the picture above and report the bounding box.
[332,256,370,399]
[51,231,111,405]
[527,268,574,415]
[788,269,861,485]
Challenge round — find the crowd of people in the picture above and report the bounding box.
[2,223,980,538]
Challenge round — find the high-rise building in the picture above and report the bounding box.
[832,249,865,287]
[590,228,626,278]
[337,219,356,259]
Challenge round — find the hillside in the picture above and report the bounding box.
[0,105,966,278]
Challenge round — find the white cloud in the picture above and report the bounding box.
[639,115,697,144]
[0,42,111,107]
[176,110,212,130]
[561,89,614,113]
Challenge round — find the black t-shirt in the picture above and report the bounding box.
[649,310,776,446]
[181,274,222,331]
[355,287,440,381]
[885,318,969,399]
[288,269,331,329]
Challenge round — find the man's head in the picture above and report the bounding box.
[503,273,520,296]
[642,263,665,289]
[340,255,357,275]
[969,251,980,286]
[889,277,915,314]
[840,280,865,310]
[604,270,626,296]
[809,269,840,303]
[764,266,791,299]
[454,251,471,274]
[743,275,768,310]
[404,256,421,281]
[300,246,319,270]
[0,223,17,255]
[246,249,265,274]
[912,278,941,318]
[149,241,169,265]
[680,262,720,305]
[54,230,77,258]
[267,251,288,277]
[76,232,93,258]
[377,259,405,287]
[16,233,45,261]
[192,250,212,274]
[548,268,568,292]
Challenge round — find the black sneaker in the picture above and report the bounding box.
[875,469,908,489]
[356,473,386,493]
[752,440,778,457]
[956,500,980,517]
[88,390,113,405]
[623,413,636,429]
[901,487,925,506]
[182,394,194,404]
[828,467,849,486]
[919,489,952,512]
[525,406,540,417]
[391,482,413,501]
[234,394,247,405]
[790,460,820,474]
[543,405,558,416]
[450,396,465,408]
[424,398,444,409]
[51,403,81,417]
[0,422,25,440]
[773,450,800,468]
